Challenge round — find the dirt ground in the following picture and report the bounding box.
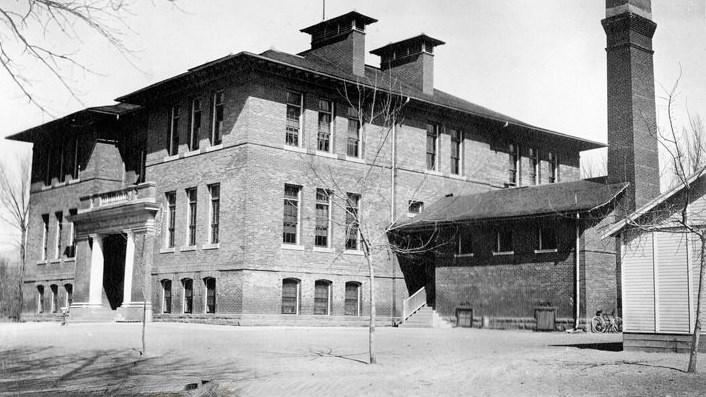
[1,322,705,396]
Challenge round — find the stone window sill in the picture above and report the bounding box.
[281,244,304,251]
[49,259,61,264]
[37,260,47,265]
[312,247,334,253]
[202,243,220,250]
[181,246,197,252]
[206,144,223,153]
[283,144,307,154]
[345,156,365,164]
[492,251,514,256]
[316,151,337,159]
[534,248,558,254]
[455,253,474,258]
[160,247,176,254]
[163,154,179,162]
[344,249,364,256]
[425,169,442,176]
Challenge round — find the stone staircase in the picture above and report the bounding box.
[399,305,454,328]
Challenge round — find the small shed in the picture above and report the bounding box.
[604,172,706,352]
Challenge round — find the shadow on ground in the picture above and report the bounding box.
[551,342,623,352]
[0,347,244,396]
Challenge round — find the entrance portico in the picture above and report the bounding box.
[68,182,159,322]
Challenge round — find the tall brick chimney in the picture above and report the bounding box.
[300,11,377,77]
[370,34,445,96]
[602,0,659,213]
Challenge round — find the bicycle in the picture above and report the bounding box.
[591,310,622,333]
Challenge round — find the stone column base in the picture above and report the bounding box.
[69,302,116,322]
[116,302,153,322]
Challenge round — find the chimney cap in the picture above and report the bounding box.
[300,11,377,34]
[370,34,445,56]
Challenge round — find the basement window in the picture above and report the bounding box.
[161,279,172,314]
[282,278,300,314]
[204,277,216,314]
[408,201,424,217]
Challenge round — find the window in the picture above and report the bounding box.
[209,184,220,244]
[161,279,172,313]
[58,142,65,183]
[529,148,538,185]
[54,211,63,259]
[508,144,519,186]
[137,148,146,184]
[408,201,424,216]
[315,189,331,247]
[165,192,176,248]
[41,214,49,261]
[182,278,193,314]
[548,152,558,183]
[426,123,439,170]
[345,282,361,316]
[450,129,462,175]
[44,150,52,186]
[50,284,59,313]
[211,91,224,145]
[64,284,73,308]
[347,107,360,157]
[67,209,77,257]
[345,193,360,250]
[168,105,180,156]
[71,137,80,180]
[37,286,44,313]
[286,92,303,146]
[281,278,300,314]
[317,99,333,152]
[314,280,332,315]
[495,230,513,254]
[537,226,557,251]
[457,229,473,256]
[189,98,202,151]
[283,185,301,244]
[186,188,197,246]
[205,277,216,313]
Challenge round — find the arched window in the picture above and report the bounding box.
[204,277,216,314]
[161,279,172,313]
[182,278,193,314]
[37,285,44,314]
[345,282,361,316]
[64,284,73,308]
[314,280,332,315]
[281,278,300,315]
[50,284,59,313]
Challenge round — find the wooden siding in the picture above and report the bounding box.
[655,232,690,333]
[622,232,655,333]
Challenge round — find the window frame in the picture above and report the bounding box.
[285,91,303,147]
[41,214,49,261]
[450,129,463,175]
[204,277,216,314]
[165,192,176,248]
[529,147,538,185]
[345,193,361,251]
[408,200,424,217]
[208,184,220,244]
[456,229,474,257]
[161,279,172,314]
[50,284,59,313]
[344,281,361,316]
[508,143,519,186]
[317,99,334,153]
[536,226,558,253]
[346,107,361,158]
[168,105,180,156]
[494,229,514,255]
[37,285,44,313]
[314,188,332,248]
[426,123,439,171]
[67,209,77,258]
[186,187,197,247]
[281,278,300,315]
[182,278,193,314]
[71,136,80,180]
[64,283,73,308]
[211,90,224,146]
[189,97,202,151]
[548,152,558,183]
[314,280,332,315]
[282,185,301,245]
[54,211,63,259]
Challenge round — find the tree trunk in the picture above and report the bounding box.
[16,226,27,322]
[364,244,376,364]
[688,234,706,373]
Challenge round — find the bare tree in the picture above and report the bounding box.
[0,153,31,321]
[0,0,173,113]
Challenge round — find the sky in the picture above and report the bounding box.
[0,0,704,249]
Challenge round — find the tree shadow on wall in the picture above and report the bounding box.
[0,347,246,395]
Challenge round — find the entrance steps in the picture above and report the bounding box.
[67,306,116,323]
[399,305,454,328]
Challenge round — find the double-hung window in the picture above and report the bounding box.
[50,284,58,313]
[208,184,220,244]
[529,148,538,185]
[317,99,333,152]
[314,280,332,315]
[165,192,176,248]
[58,143,65,183]
[44,151,52,186]
[450,129,462,175]
[67,209,77,258]
[344,282,361,316]
[347,107,361,157]
[211,91,224,146]
[64,284,73,307]
[282,278,300,314]
[495,230,513,254]
[182,278,193,314]
[71,137,80,180]
[41,214,49,260]
[457,229,473,256]
[54,211,63,259]
[204,277,216,313]
[548,152,558,183]
[508,144,519,186]
[345,193,360,250]
[37,286,44,313]
[168,105,180,156]
[426,123,439,171]
[537,226,557,252]
[315,189,331,248]
[286,92,303,146]
[189,98,202,151]
[161,280,172,313]
[283,185,301,244]
[186,188,197,246]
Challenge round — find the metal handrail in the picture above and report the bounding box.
[402,287,426,322]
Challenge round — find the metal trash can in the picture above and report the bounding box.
[455,307,473,328]
[535,306,557,331]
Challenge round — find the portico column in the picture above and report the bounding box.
[88,234,104,305]
[122,230,135,306]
